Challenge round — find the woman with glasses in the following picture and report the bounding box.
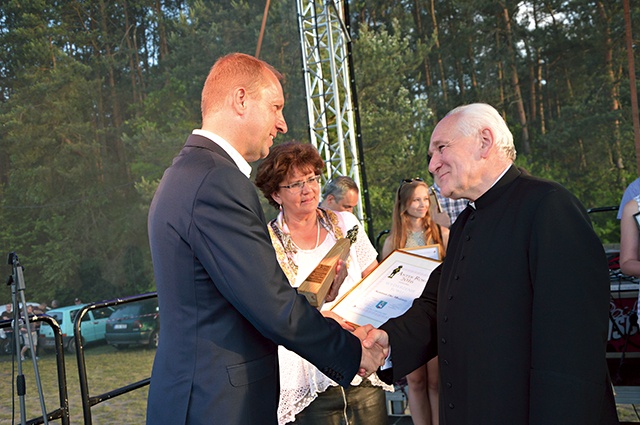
[381,178,449,425]
[256,142,390,425]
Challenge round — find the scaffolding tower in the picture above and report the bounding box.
[295,0,374,240]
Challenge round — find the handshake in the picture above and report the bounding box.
[354,325,389,378]
[321,311,388,378]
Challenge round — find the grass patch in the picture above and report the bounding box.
[0,343,639,423]
[0,343,154,424]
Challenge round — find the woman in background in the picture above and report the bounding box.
[620,194,640,278]
[255,142,391,425]
[381,178,449,425]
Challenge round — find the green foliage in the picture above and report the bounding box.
[0,0,638,305]
[354,22,434,235]
[123,85,195,181]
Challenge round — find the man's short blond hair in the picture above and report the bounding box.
[201,53,283,118]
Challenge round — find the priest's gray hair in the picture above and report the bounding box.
[446,103,517,162]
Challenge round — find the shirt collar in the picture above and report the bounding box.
[192,129,252,178]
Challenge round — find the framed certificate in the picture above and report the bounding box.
[330,250,440,328]
[400,244,441,261]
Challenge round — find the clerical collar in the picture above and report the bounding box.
[468,164,513,210]
[192,129,252,178]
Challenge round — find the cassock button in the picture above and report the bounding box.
[454,275,459,280]
[449,403,455,409]
[443,359,449,366]
[448,295,453,300]
[465,235,471,241]
[441,338,446,344]
[443,315,448,322]
[470,215,475,220]
[446,382,452,388]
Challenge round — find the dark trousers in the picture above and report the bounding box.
[291,380,387,425]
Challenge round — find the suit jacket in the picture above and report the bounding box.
[380,166,618,425]
[146,135,361,425]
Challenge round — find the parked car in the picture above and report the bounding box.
[105,300,159,349]
[40,304,115,354]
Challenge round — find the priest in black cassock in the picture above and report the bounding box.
[370,103,618,425]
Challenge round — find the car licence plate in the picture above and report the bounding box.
[114,324,127,330]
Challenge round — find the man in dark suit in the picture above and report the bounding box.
[365,103,619,424]
[146,53,386,425]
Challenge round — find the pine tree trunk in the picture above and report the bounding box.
[597,1,624,177]
[430,0,448,106]
[501,4,529,155]
[98,0,130,182]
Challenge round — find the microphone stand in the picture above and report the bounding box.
[7,252,49,425]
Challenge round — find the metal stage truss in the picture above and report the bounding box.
[295,0,374,240]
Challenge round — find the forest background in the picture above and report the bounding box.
[0,0,639,305]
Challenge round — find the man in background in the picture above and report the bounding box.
[429,181,467,227]
[320,175,360,213]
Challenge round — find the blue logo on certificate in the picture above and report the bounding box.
[376,301,387,309]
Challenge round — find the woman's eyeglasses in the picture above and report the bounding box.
[397,177,424,199]
[279,175,322,193]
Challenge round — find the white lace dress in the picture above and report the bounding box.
[268,209,393,425]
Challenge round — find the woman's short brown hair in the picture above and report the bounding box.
[255,142,324,209]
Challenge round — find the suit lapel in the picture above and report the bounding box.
[184,134,238,169]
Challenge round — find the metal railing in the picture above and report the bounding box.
[73,292,157,425]
[0,314,70,425]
